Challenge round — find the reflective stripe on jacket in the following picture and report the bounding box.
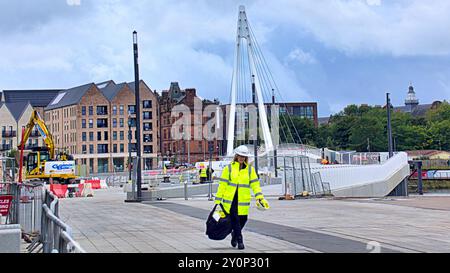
[214,161,264,216]
[200,168,207,178]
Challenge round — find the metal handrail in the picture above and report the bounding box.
[41,189,86,253]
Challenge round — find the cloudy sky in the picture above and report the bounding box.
[0,0,449,116]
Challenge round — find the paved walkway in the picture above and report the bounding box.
[59,188,314,253]
[59,187,450,253]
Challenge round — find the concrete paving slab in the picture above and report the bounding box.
[58,187,450,253]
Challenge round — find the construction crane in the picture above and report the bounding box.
[18,110,77,183]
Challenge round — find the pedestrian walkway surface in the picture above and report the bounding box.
[59,187,450,253]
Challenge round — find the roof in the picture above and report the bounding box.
[45,83,95,111]
[393,104,434,117]
[96,80,115,89]
[1,89,61,107]
[100,82,127,100]
[318,117,330,125]
[5,101,31,121]
[127,81,137,92]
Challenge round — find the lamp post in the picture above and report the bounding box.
[127,111,136,200]
[128,111,132,181]
[208,141,213,201]
[252,74,259,175]
[386,93,393,158]
[133,31,142,202]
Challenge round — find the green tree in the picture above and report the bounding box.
[426,102,450,123]
[349,115,386,152]
[429,120,450,151]
[279,114,318,145]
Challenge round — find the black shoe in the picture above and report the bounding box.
[231,232,237,248]
[237,236,245,250]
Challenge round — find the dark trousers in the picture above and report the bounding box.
[230,191,248,239]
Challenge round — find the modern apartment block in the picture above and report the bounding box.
[0,90,61,156]
[44,80,159,174]
[218,101,319,154]
[158,82,221,163]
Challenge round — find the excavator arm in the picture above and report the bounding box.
[18,110,55,159]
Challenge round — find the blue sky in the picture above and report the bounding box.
[0,0,449,116]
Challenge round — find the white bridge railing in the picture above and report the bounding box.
[309,152,410,192]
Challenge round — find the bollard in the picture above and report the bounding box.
[292,157,296,195]
[208,180,213,201]
[184,181,188,200]
[417,162,423,195]
[283,157,287,196]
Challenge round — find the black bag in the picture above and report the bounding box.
[205,203,232,240]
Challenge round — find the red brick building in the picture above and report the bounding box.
[158,82,220,163]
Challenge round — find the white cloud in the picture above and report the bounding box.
[0,0,312,104]
[256,0,450,56]
[285,48,317,65]
[366,0,381,6]
[1,0,449,112]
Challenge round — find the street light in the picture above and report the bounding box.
[133,30,142,202]
[128,111,132,181]
[125,111,138,202]
[133,31,138,44]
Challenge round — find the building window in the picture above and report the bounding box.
[89,132,94,141]
[112,105,117,115]
[120,131,124,141]
[144,145,153,154]
[113,144,118,153]
[120,118,124,128]
[143,122,152,131]
[97,144,108,154]
[143,111,152,120]
[143,100,152,109]
[129,118,137,127]
[104,131,108,141]
[89,119,93,128]
[89,158,94,174]
[120,144,124,153]
[113,158,124,172]
[143,134,153,143]
[97,132,102,141]
[119,105,124,115]
[97,106,108,115]
[113,131,117,141]
[113,118,117,128]
[97,118,108,128]
[97,158,108,173]
[128,105,136,115]
[82,119,86,129]
[89,144,94,154]
[82,145,87,154]
[82,106,86,116]
[89,106,93,116]
[130,143,137,152]
[82,132,87,141]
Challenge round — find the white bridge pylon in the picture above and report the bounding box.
[226,5,274,156]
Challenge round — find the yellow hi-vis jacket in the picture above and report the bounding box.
[214,161,264,215]
[200,168,207,178]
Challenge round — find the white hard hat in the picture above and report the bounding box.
[234,145,250,157]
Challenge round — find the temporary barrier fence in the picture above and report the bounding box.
[38,189,86,253]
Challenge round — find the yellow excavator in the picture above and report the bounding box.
[18,110,77,184]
